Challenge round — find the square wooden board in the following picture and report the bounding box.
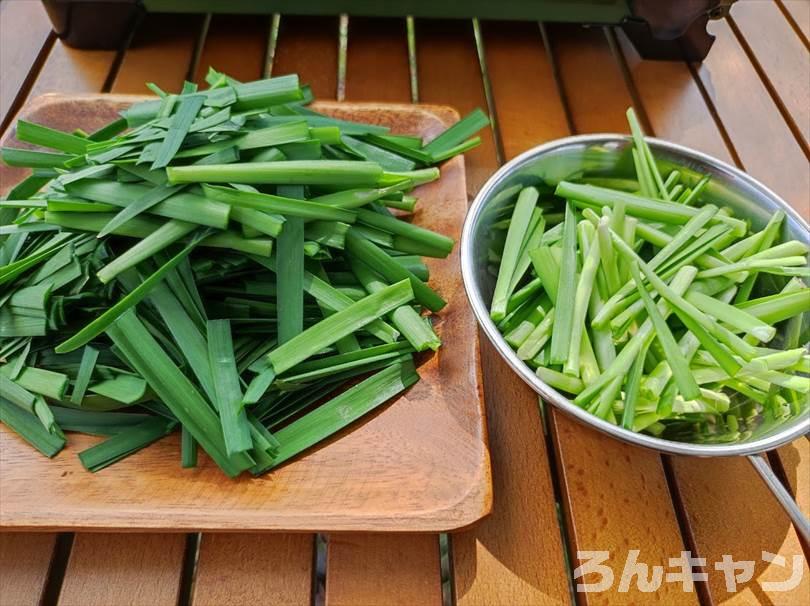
[0,95,492,532]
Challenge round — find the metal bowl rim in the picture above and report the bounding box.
[460,133,810,458]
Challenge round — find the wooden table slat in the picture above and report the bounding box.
[0,532,58,606]
[192,14,270,84]
[617,9,810,602]
[554,423,702,606]
[58,533,186,606]
[319,18,447,606]
[536,24,701,606]
[272,15,340,99]
[671,457,810,605]
[110,13,203,94]
[415,19,500,195]
[693,18,809,217]
[613,28,734,165]
[730,0,810,153]
[777,439,810,522]
[192,534,314,606]
[778,0,810,44]
[546,24,635,134]
[409,19,572,605]
[28,42,118,100]
[326,534,443,606]
[0,0,54,133]
[345,17,412,102]
[484,21,570,157]
[450,20,573,606]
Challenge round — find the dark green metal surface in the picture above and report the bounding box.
[41,0,733,60]
[143,0,632,23]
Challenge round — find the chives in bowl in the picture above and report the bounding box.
[474,108,809,444]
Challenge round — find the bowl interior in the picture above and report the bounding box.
[462,135,810,457]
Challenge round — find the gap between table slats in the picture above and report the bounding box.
[1,11,135,606]
[776,0,810,45]
[0,0,55,135]
[612,17,810,605]
[694,18,809,217]
[181,13,319,606]
[324,14,444,606]
[0,532,59,606]
[13,12,211,606]
[47,9,203,606]
[413,18,574,606]
[533,22,701,606]
[727,1,810,157]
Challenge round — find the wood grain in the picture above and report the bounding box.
[28,42,117,99]
[554,426,698,606]
[415,19,499,195]
[692,18,809,217]
[0,532,57,606]
[186,18,315,606]
[776,439,810,519]
[193,534,313,605]
[326,534,442,606]
[273,16,339,99]
[58,533,185,606]
[417,19,572,605]
[545,24,635,134]
[193,14,269,84]
[0,0,53,133]
[110,13,202,94]
[730,0,810,152]
[345,18,411,102]
[449,368,571,606]
[620,16,810,605]
[321,18,446,606]
[778,0,810,44]
[451,21,573,606]
[0,95,490,533]
[542,24,697,605]
[671,456,810,605]
[484,22,569,157]
[613,29,733,164]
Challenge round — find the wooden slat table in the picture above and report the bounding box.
[1,1,808,604]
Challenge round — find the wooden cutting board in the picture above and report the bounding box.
[0,94,491,532]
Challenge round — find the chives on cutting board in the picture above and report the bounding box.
[0,68,489,476]
[487,108,809,442]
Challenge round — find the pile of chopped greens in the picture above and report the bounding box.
[488,109,809,442]
[0,68,489,476]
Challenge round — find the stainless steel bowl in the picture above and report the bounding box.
[460,135,810,537]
